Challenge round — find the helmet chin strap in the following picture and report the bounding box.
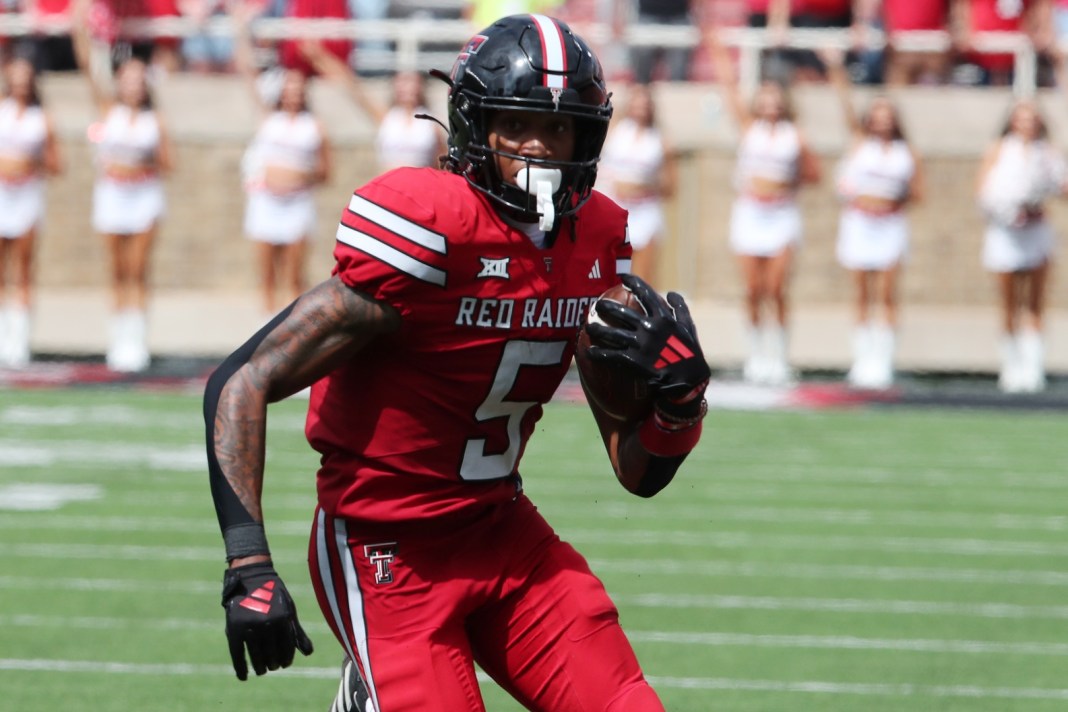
[515,167,562,231]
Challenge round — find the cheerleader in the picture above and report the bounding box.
[977,101,1067,393]
[826,50,923,390]
[710,30,821,385]
[73,4,175,372]
[299,40,443,173]
[0,55,62,368]
[236,9,331,315]
[598,84,675,285]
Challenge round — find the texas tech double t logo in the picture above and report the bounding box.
[364,542,397,585]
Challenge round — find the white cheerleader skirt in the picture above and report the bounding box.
[620,198,665,251]
[982,220,1055,273]
[93,177,165,235]
[729,196,802,257]
[0,178,44,238]
[836,208,909,271]
[244,188,316,245]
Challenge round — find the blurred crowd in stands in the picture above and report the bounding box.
[0,0,1066,89]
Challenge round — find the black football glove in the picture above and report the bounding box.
[221,562,314,680]
[586,274,710,417]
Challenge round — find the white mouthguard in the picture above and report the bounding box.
[515,167,562,231]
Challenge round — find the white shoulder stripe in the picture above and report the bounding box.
[616,258,632,275]
[337,223,447,286]
[531,14,566,89]
[347,194,447,255]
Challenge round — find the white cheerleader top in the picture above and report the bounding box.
[375,106,439,170]
[838,138,915,202]
[980,135,1067,224]
[599,118,665,189]
[735,120,801,189]
[95,105,161,167]
[0,98,47,163]
[251,111,322,173]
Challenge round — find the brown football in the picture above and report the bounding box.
[575,283,657,422]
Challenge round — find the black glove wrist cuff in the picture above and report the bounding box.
[654,398,708,431]
[656,379,709,422]
[221,562,277,603]
[224,523,271,563]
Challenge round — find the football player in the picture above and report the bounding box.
[204,14,710,711]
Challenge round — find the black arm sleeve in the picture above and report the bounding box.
[203,304,295,535]
[634,453,688,498]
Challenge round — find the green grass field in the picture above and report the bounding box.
[1,386,1067,711]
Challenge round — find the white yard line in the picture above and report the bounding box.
[678,464,1068,490]
[564,528,1068,557]
[0,440,206,471]
[6,527,1068,563]
[2,572,1066,620]
[0,404,306,433]
[642,675,1068,700]
[613,593,1068,619]
[6,552,1068,598]
[4,613,1066,656]
[0,575,220,594]
[587,558,1068,587]
[1,658,1066,700]
[545,503,1068,532]
[628,631,1068,655]
[5,505,1064,535]
[0,440,314,473]
[532,480,1067,509]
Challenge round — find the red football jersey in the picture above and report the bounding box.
[306,168,631,525]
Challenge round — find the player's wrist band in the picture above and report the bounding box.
[223,523,271,562]
[654,397,708,429]
[639,401,705,457]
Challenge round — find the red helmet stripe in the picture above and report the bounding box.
[530,14,568,89]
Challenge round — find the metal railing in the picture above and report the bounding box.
[0,15,1044,95]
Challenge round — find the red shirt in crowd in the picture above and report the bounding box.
[883,0,949,31]
[966,0,1033,72]
[795,0,850,17]
[85,0,179,46]
[278,0,351,75]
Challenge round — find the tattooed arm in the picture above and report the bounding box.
[204,276,401,566]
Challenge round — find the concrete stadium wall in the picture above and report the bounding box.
[33,74,1068,310]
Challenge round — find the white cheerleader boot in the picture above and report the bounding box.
[0,308,11,366]
[107,310,149,372]
[846,324,874,388]
[2,307,31,368]
[1016,329,1046,393]
[742,326,767,384]
[867,324,895,390]
[106,311,128,371]
[762,325,795,387]
[997,334,1024,393]
[116,310,150,373]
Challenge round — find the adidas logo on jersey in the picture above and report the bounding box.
[588,259,601,279]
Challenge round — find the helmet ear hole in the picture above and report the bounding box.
[442,14,612,223]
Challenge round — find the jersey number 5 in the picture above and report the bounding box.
[460,340,568,480]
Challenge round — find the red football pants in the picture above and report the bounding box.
[308,495,665,712]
